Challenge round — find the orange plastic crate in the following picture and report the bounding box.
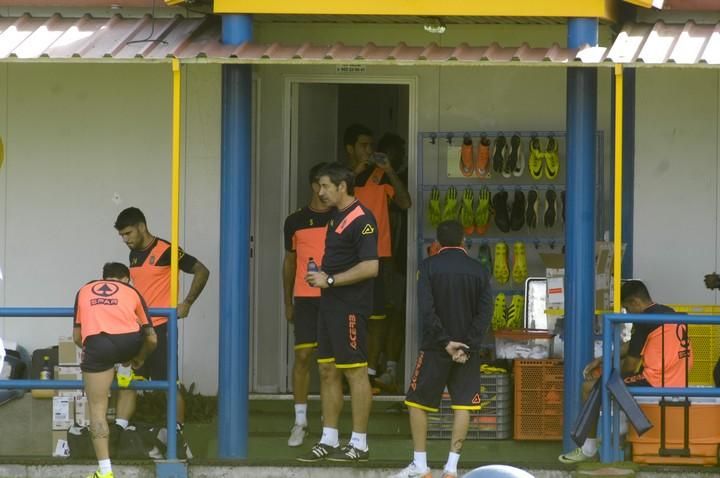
[513,359,563,440]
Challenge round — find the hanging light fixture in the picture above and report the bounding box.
[423,17,447,34]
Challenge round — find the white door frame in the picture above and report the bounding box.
[278,74,419,393]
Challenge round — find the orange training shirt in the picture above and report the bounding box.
[73,280,152,344]
[129,238,198,326]
[354,167,394,257]
[641,323,693,387]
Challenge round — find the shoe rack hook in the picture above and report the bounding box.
[446,132,454,144]
[549,240,556,250]
[429,133,437,145]
[533,240,540,250]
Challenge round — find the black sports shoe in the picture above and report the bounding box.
[297,442,338,462]
[544,189,557,228]
[526,189,538,230]
[492,136,507,174]
[327,443,370,462]
[510,189,525,231]
[493,190,510,233]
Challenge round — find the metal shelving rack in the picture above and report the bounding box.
[416,129,605,294]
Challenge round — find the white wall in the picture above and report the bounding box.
[0,63,221,394]
[635,68,720,305]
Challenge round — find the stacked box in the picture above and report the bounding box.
[428,373,512,440]
[513,359,563,440]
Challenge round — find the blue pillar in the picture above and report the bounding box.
[219,14,252,459]
[621,69,636,279]
[563,17,598,451]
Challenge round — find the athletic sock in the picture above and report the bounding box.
[176,422,184,432]
[414,451,428,470]
[98,459,112,474]
[350,431,367,451]
[582,438,598,457]
[320,427,339,447]
[114,418,128,430]
[294,403,308,426]
[445,452,460,473]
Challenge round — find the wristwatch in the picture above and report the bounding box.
[326,275,335,287]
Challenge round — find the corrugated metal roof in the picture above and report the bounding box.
[607,20,720,64]
[0,13,585,64]
[2,14,720,67]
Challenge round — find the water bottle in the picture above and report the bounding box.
[40,355,52,380]
[307,257,318,273]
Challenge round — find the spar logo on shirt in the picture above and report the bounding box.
[90,282,119,306]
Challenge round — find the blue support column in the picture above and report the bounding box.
[621,69,636,279]
[219,14,252,459]
[563,18,598,451]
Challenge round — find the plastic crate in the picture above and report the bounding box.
[513,359,563,440]
[428,373,512,440]
[687,324,720,386]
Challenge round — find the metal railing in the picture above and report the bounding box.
[600,312,720,463]
[0,307,179,461]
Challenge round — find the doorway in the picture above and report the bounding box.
[287,78,415,396]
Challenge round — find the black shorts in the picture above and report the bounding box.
[294,297,320,350]
[81,332,144,373]
[317,308,368,368]
[369,259,390,319]
[404,349,482,412]
[135,322,169,380]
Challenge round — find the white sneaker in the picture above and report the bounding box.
[288,424,307,447]
[389,462,432,478]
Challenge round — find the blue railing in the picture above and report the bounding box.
[600,312,720,463]
[0,307,180,464]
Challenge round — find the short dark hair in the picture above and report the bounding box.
[317,162,355,196]
[309,162,328,185]
[343,124,373,148]
[114,207,146,230]
[103,262,130,280]
[437,220,464,247]
[621,280,652,303]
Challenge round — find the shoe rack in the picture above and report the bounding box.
[416,130,605,299]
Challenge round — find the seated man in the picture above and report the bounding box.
[558,280,692,463]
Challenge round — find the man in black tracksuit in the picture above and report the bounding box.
[391,220,492,478]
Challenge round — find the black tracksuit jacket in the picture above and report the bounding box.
[417,247,493,351]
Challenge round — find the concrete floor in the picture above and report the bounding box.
[1,394,719,477]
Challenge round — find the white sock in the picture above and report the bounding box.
[176,422,184,431]
[320,427,339,447]
[386,361,397,374]
[368,368,377,376]
[294,403,308,426]
[445,451,460,473]
[114,418,128,430]
[582,438,598,457]
[349,431,367,451]
[98,459,112,474]
[413,451,428,470]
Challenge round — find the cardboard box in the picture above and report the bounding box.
[539,241,624,312]
[51,430,69,457]
[54,365,83,398]
[52,396,74,430]
[74,396,90,427]
[58,337,81,365]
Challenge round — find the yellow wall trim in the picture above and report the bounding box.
[215,0,618,22]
